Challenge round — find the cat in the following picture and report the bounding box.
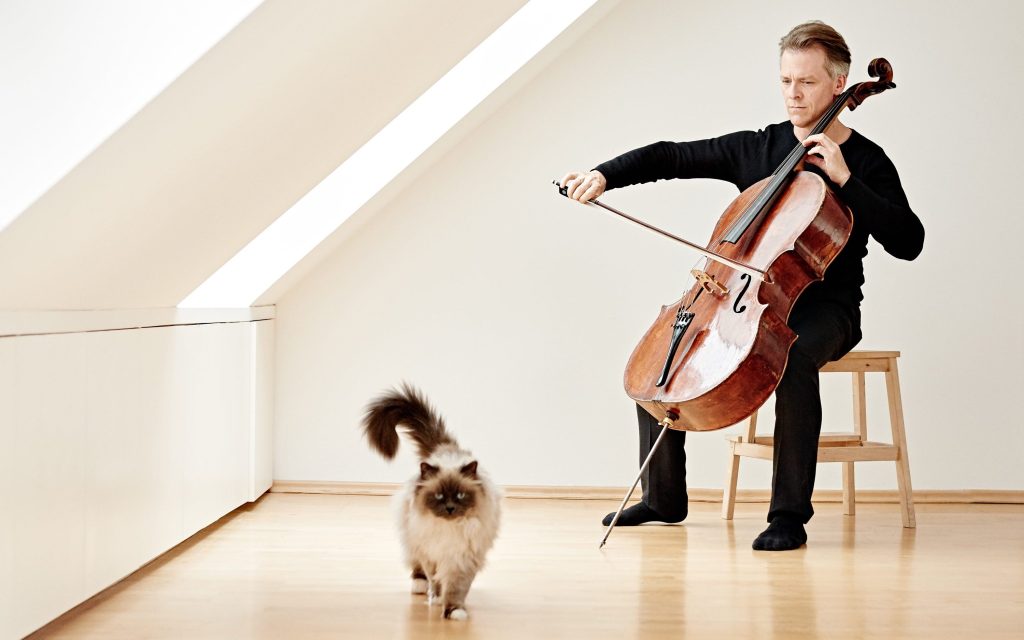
[362,384,501,621]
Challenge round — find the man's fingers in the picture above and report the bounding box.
[560,170,606,201]
[569,177,588,200]
[561,172,587,190]
[803,133,835,147]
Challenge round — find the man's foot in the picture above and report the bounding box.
[752,515,807,551]
[602,502,685,526]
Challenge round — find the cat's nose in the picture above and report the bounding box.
[446,505,455,514]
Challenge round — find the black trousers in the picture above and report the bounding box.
[637,300,860,524]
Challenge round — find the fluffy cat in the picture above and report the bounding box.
[363,385,501,621]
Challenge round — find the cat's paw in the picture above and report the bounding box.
[411,578,428,595]
[444,606,469,621]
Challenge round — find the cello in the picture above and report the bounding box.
[554,59,896,545]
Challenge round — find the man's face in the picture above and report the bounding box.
[779,46,846,129]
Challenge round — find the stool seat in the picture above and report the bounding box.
[721,349,915,528]
[820,349,900,372]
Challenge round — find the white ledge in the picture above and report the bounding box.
[0,306,275,338]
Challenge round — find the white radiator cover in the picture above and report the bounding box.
[0,309,274,639]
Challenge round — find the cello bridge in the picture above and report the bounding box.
[690,269,729,297]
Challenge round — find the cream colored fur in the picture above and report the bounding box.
[394,444,502,620]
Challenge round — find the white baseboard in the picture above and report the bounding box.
[270,481,1024,504]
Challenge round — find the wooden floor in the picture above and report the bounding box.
[32,494,1024,639]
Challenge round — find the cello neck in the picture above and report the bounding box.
[778,87,856,174]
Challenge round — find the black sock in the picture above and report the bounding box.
[752,514,807,551]
[602,502,685,526]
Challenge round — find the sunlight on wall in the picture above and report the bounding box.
[178,0,598,309]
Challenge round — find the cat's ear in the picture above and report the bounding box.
[420,462,439,479]
[460,461,478,478]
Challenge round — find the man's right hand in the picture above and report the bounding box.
[559,170,607,203]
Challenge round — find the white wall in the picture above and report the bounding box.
[272,0,1023,493]
[0,312,274,638]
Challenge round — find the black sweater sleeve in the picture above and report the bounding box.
[837,153,925,261]
[593,131,753,190]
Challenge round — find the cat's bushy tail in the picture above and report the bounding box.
[363,384,457,460]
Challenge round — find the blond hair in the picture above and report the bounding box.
[779,21,851,79]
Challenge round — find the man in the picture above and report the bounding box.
[560,21,924,551]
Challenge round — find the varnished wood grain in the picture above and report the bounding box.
[29,494,1024,639]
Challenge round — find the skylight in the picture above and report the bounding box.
[178,0,597,308]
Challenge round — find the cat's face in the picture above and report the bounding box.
[415,461,480,520]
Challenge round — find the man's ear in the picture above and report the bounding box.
[420,462,439,479]
[834,73,847,95]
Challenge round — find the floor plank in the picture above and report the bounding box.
[30,494,1024,639]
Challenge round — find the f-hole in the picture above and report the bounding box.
[733,274,751,313]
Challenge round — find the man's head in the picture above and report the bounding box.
[778,21,851,129]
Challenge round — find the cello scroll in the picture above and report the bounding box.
[848,58,895,110]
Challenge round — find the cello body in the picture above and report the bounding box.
[624,171,852,431]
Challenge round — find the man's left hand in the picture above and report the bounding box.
[802,133,851,187]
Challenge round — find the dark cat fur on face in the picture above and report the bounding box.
[417,461,479,519]
[363,384,501,621]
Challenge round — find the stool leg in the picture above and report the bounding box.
[854,371,868,440]
[722,412,756,520]
[842,462,855,515]
[886,358,916,528]
[722,440,740,520]
[844,371,867,517]
[745,411,758,443]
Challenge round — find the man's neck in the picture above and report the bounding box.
[794,118,852,144]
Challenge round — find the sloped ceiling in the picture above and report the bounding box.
[254,0,616,307]
[0,0,262,232]
[0,0,526,310]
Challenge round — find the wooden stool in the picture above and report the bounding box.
[721,350,915,528]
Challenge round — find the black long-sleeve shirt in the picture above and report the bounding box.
[593,121,925,310]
